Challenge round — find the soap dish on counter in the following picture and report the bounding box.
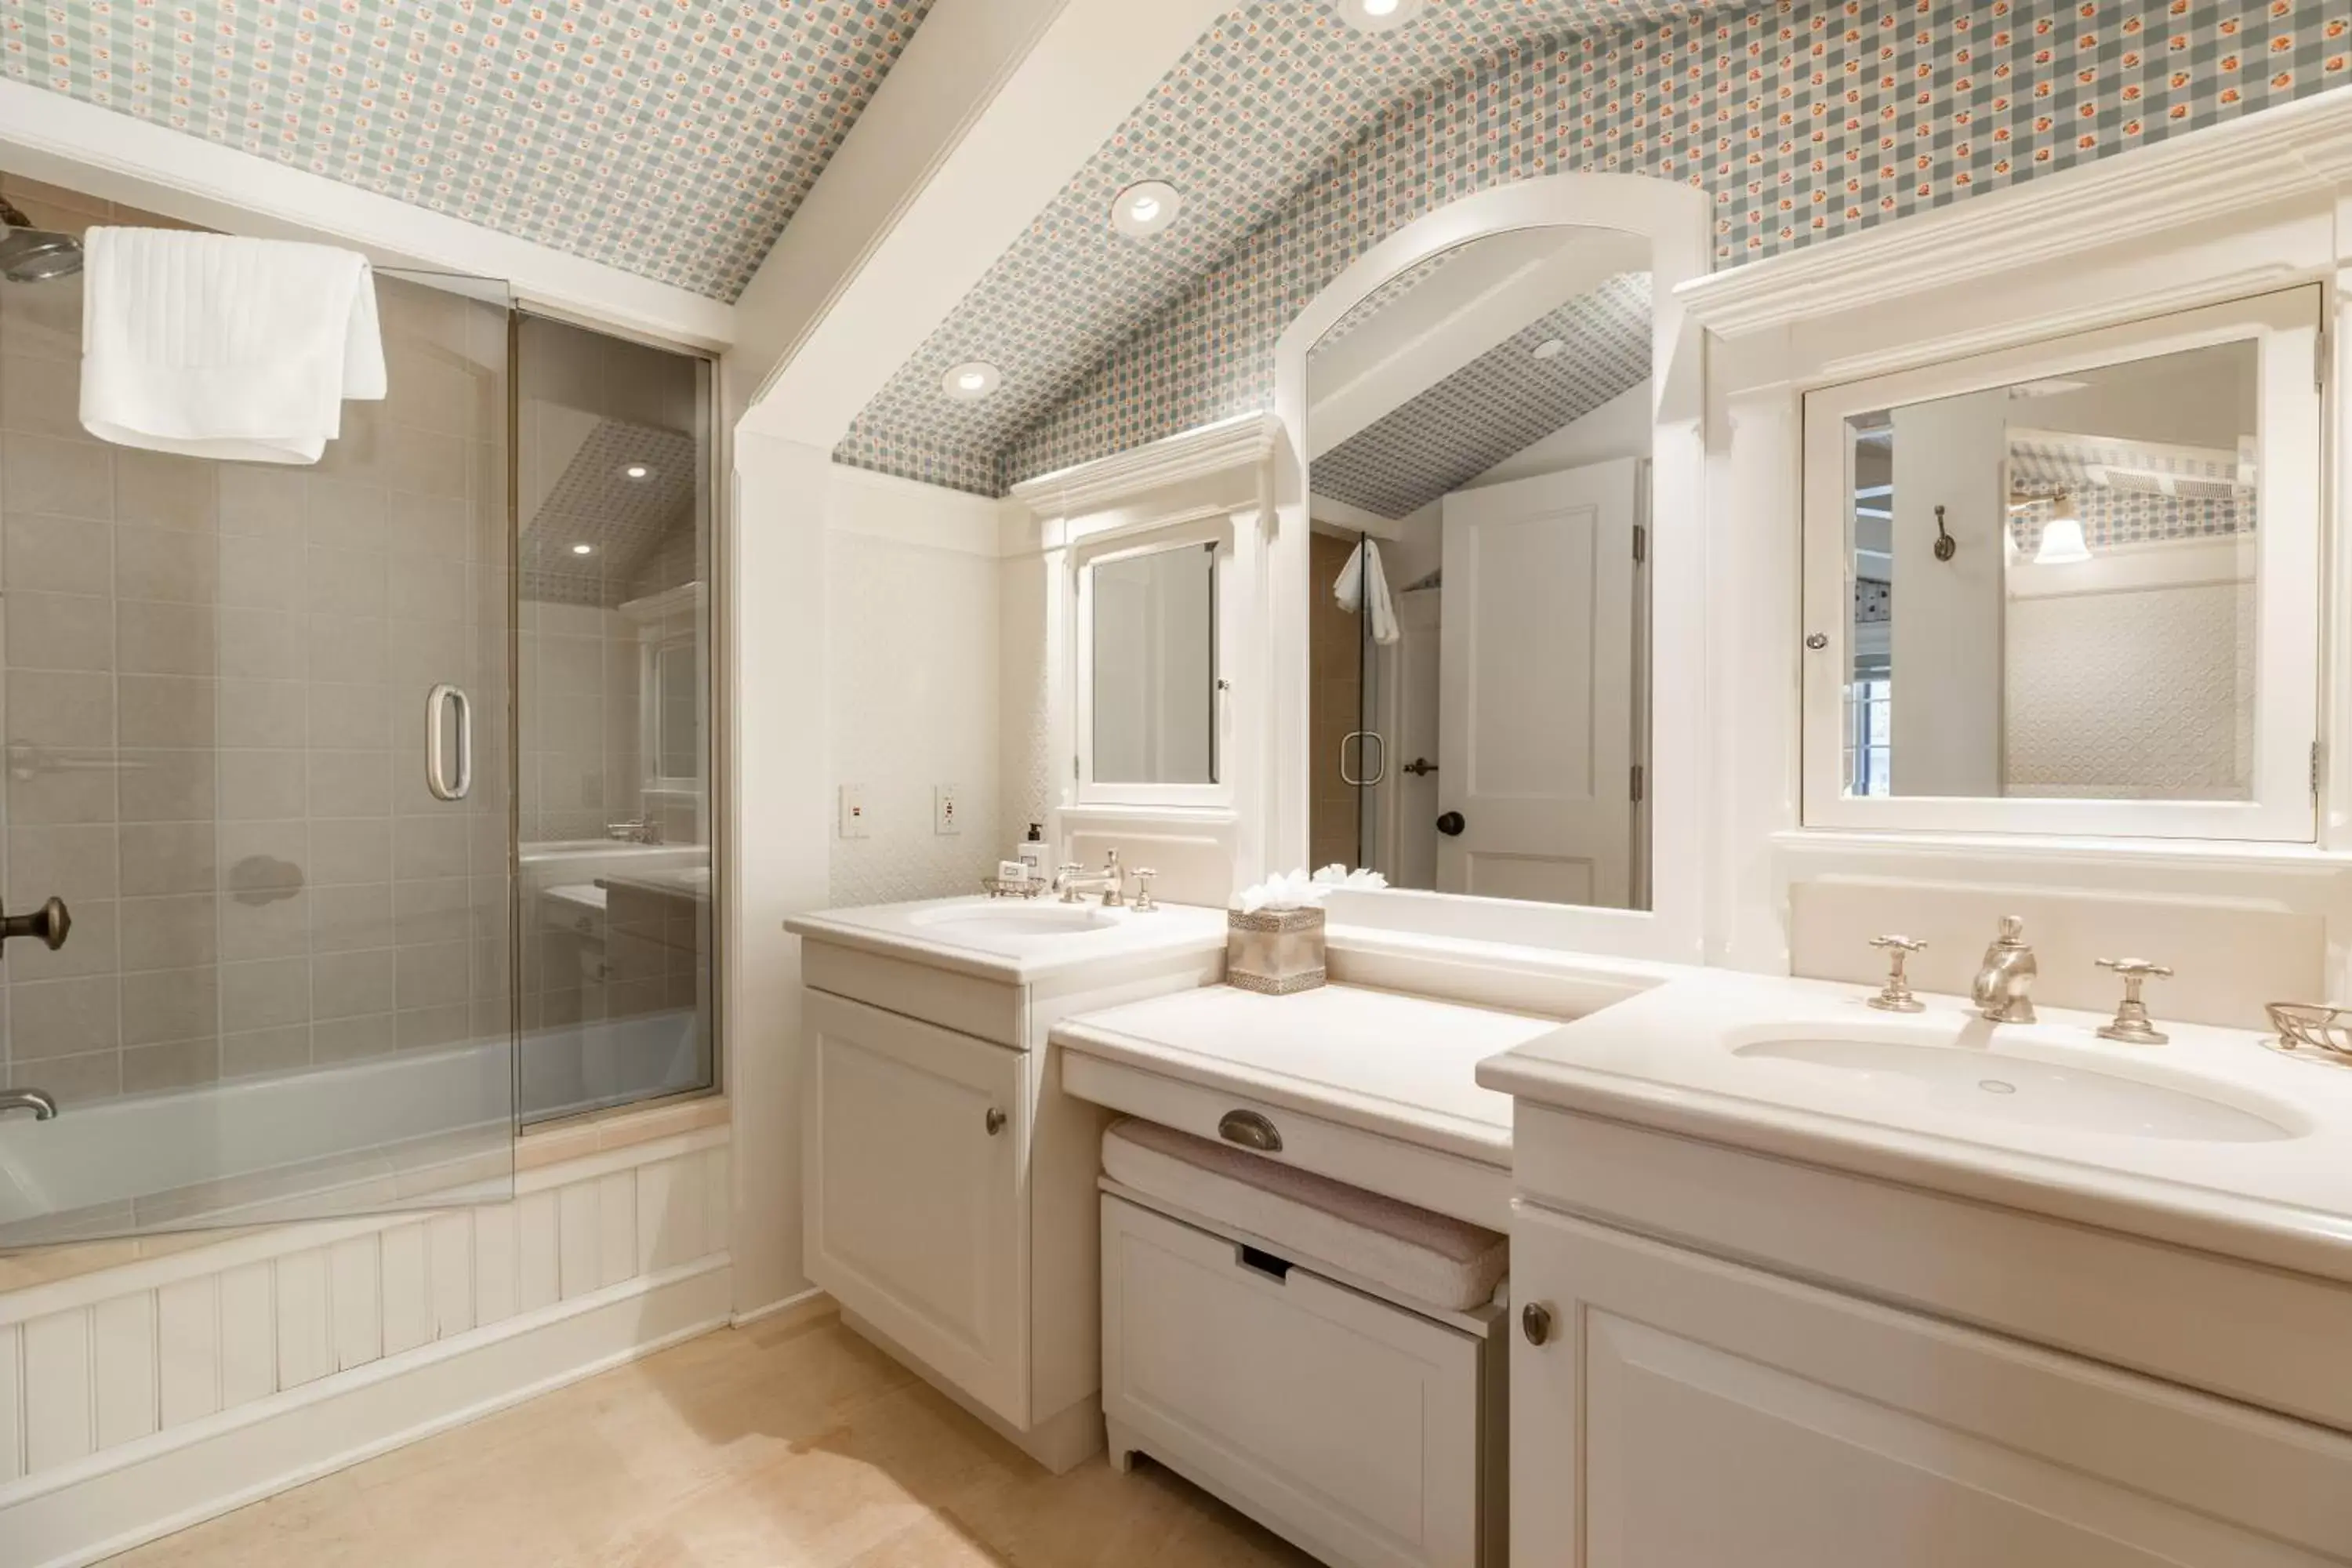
[981,875,1047,900]
[2263,1002,2352,1067]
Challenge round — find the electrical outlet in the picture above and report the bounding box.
[837,784,869,840]
[934,783,961,836]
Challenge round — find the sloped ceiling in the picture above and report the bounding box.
[832,0,1715,495]
[1312,272,1651,519]
[3,0,936,300]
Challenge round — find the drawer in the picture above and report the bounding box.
[1103,1195,1490,1568]
[1062,1050,1510,1229]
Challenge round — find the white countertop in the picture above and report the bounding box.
[1479,969,2352,1281]
[785,895,1228,985]
[1054,983,1551,1166]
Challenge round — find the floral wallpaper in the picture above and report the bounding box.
[832,0,2348,496]
[0,0,935,300]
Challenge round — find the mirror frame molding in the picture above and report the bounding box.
[1073,517,1235,809]
[1267,173,1712,961]
[1798,286,2322,841]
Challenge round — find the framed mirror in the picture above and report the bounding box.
[1801,287,2322,841]
[1302,223,1656,910]
[1075,523,1228,804]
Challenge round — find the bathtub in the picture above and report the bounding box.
[1,1010,706,1250]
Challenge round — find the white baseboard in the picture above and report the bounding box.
[2,1258,732,1568]
[730,1284,834,1331]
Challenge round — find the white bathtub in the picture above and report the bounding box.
[1,1010,706,1250]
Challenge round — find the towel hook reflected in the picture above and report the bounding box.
[1933,504,1958,562]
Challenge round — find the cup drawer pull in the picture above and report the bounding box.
[1218,1109,1283,1152]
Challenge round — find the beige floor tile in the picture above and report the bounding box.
[104,1316,1317,1568]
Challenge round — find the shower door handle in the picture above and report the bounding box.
[1339,731,1387,788]
[425,684,474,802]
[0,895,70,953]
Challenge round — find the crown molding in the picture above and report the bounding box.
[1008,412,1285,517]
[1679,92,2352,341]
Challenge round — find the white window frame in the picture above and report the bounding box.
[1799,287,2323,842]
[1071,513,1237,811]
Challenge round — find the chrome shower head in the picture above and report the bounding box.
[0,198,81,283]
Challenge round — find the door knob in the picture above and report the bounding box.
[1436,811,1466,837]
[0,895,71,953]
[985,1107,1007,1136]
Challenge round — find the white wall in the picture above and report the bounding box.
[825,468,1010,903]
[1888,393,2007,795]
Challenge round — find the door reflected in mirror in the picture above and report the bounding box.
[1843,338,2258,803]
[1305,225,1653,909]
[1089,542,1218,786]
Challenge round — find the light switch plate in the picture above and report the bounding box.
[934,783,960,836]
[838,784,869,840]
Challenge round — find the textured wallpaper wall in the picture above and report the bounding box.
[2,0,936,299]
[834,0,2346,495]
[999,0,2344,489]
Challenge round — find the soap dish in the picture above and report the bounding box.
[981,876,1047,900]
[2263,1002,2352,1065]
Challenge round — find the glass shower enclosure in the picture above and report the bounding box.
[0,250,518,1249]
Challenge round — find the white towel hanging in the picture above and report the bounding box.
[79,227,387,465]
[1332,537,1400,645]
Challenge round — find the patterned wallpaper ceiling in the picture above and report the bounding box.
[839,0,2347,498]
[833,0,1733,495]
[2,0,935,300]
[1312,272,1652,518]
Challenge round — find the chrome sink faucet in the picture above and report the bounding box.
[1971,915,2038,1024]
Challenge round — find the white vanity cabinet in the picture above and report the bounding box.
[804,990,1029,1421]
[786,898,1226,1472]
[1497,1101,2352,1566]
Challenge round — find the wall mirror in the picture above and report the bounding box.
[1076,528,1225,799]
[1303,224,1654,909]
[1801,288,2322,841]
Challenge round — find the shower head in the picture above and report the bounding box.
[0,198,81,283]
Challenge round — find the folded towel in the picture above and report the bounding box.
[1332,536,1400,645]
[80,227,387,465]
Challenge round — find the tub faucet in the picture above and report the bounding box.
[0,1087,57,1120]
[1971,915,2038,1025]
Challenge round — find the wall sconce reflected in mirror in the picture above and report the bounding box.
[2033,492,2091,565]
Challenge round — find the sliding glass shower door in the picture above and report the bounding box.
[0,178,519,1249]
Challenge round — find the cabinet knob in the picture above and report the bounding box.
[985,1107,1007,1136]
[1521,1301,1554,1346]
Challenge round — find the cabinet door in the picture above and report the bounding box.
[1512,1203,2352,1567]
[804,990,1028,1425]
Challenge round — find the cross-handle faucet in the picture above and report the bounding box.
[1971,914,2038,1024]
[0,1087,57,1120]
[1054,848,1126,907]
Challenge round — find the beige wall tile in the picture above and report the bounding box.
[6,512,111,596]
[219,681,308,747]
[121,966,216,1046]
[120,894,217,973]
[312,1011,397,1062]
[118,749,218,824]
[217,888,309,963]
[120,822,217,896]
[310,883,393,953]
[118,599,217,677]
[116,524,218,604]
[9,667,114,745]
[118,673,214,748]
[122,1037,220,1093]
[4,433,111,517]
[312,949,394,1020]
[9,975,120,1056]
[217,466,307,539]
[9,825,119,901]
[223,1025,312,1078]
[309,819,390,886]
[6,589,114,671]
[221,956,310,1033]
[218,749,307,821]
[114,451,218,532]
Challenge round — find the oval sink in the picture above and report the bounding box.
[1733,1036,2299,1143]
[910,904,1120,938]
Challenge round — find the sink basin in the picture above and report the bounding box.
[910,903,1120,938]
[1733,1034,2299,1143]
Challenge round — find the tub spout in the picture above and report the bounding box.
[0,1088,57,1120]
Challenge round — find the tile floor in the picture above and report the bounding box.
[104,1310,1319,1566]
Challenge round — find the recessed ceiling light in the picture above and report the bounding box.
[942,361,1002,401]
[1531,338,1568,360]
[621,463,652,481]
[1336,0,1422,32]
[571,543,595,556]
[1112,180,1182,238]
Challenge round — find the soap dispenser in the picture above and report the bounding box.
[1016,822,1047,880]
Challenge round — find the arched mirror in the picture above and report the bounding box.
[1305,224,1655,911]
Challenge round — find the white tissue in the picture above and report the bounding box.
[1236,865,1387,912]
